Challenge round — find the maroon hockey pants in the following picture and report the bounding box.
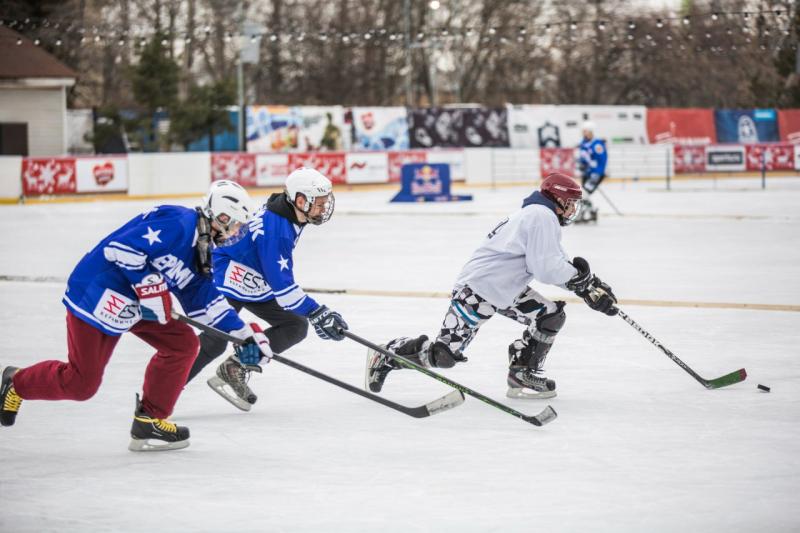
[13,310,200,419]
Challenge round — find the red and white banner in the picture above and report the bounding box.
[673,145,706,173]
[647,108,716,145]
[539,148,575,177]
[75,157,127,193]
[211,153,257,187]
[22,157,77,195]
[778,109,800,144]
[255,154,289,186]
[744,144,795,171]
[287,153,347,184]
[345,152,389,184]
[388,151,428,182]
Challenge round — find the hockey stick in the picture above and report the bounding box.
[342,330,557,427]
[596,187,624,216]
[617,309,747,389]
[172,312,465,419]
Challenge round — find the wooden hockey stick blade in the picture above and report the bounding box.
[172,311,462,419]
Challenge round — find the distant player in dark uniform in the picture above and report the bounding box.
[576,121,608,224]
[366,173,618,399]
[0,181,271,451]
[186,168,348,411]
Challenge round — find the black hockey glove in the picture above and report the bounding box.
[581,276,619,316]
[565,257,592,294]
[309,305,348,341]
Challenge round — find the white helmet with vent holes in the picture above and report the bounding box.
[285,168,335,225]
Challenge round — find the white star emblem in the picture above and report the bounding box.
[142,226,162,245]
[277,255,289,271]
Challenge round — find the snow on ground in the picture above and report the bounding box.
[1,177,799,532]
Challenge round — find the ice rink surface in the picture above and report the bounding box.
[1,177,799,532]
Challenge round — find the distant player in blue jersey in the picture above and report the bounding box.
[577,121,608,224]
[186,168,348,411]
[0,181,271,451]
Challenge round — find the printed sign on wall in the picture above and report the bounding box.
[345,152,390,184]
[211,153,257,187]
[744,144,795,171]
[539,148,576,177]
[714,109,779,144]
[287,153,347,183]
[673,145,706,173]
[647,108,716,145]
[75,157,128,192]
[705,145,746,171]
[22,158,77,195]
[351,107,410,150]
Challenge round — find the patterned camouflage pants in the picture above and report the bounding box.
[436,284,560,363]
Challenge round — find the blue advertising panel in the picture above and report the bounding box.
[714,109,779,143]
[391,163,472,203]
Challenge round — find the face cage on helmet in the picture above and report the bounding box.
[559,198,582,226]
[211,213,249,246]
[302,193,335,225]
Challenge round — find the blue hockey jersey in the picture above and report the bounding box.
[63,205,246,336]
[578,137,608,178]
[212,193,320,317]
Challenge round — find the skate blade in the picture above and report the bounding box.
[128,438,190,452]
[207,376,252,412]
[506,387,557,400]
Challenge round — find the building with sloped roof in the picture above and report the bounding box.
[0,26,77,156]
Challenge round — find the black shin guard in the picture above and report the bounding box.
[509,301,566,370]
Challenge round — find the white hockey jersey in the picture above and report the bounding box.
[454,194,577,309]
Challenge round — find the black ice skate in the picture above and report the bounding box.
[207,355,261,412]
[129,394,190,452]
[0,366,22,427]
[365,346,398,393]
[506,367,557,399]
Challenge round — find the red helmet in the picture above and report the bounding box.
[540,173,582,225]
[541,173,582,204]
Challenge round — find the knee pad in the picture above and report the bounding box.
[535,301,566,338]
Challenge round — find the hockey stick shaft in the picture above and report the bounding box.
[342,330,557,427]
[617,309,746,389]
[596,187,624,216]
[172,312,463,418]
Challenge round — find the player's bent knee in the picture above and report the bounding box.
[291,317,309,342]
[198,333,228,358]
[68,378,103,401]
[537,301,566,336]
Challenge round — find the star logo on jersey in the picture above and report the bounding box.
[142,226,162,245]
[277,255,289,271]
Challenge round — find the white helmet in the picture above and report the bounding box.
[581,120,596,132]
[285,167,335,225]
[201,180,255,242]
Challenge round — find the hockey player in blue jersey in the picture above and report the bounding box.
[0,181,272,451]
[577,121,608,224]
[185,167,348,411]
